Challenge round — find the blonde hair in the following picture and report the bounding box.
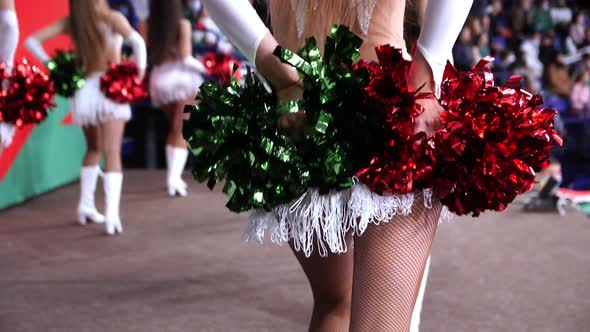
[68,0,107,70]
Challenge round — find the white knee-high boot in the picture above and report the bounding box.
[78,165,105,225]
[103,172,123,235]
[166,145,188,197]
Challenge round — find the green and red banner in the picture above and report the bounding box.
[0,0,85,209]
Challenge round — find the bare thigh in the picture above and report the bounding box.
[291,233,354,332]
[98,119,126,172]
[81,125,101,166]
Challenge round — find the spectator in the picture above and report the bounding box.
[488,0,510,38]
[474,33,491,61]
[493,49,516,84]
[539,33,558,66]
[521,31,544,90]
[470,16,483,37]
[510,49,529,77]
[453,26,476,71]
[565,26,579,56]
[470,0,488,17]
[581,27,590,48]
[551,0,573,30]
[570,12,587,47]
[544,53,574,113]
[511,0,533,36]
[481,14,491,35]
[571,70,590,114]
[531,0,553,34]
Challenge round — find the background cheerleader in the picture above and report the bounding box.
[0,0,19,152]
[25,0,146,235]
[147,0,204,197]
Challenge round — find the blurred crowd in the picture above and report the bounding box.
[456,0,590,116]
[455,0,590,190]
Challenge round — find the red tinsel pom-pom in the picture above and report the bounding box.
[202,52,241,85]
[354,46,435,195]
[432,57,563,216]
[0,59,55,127]
[100,62,147,104]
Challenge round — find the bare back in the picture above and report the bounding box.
[269,0,407,62]
[78,11,124,75]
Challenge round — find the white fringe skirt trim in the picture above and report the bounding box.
[70,73,131,126]
[244,181,453,258]
[149,60,203,107]
[0,122,15,147]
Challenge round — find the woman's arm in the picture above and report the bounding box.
[178,19,192,59]
[108,11,147,75]
[0,9,18,70]
[24,17,69,64]
[177,19,205,73]
[408,0,473,136]
[410,0,474,95]
[200,0,300,96]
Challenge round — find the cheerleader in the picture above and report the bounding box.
[201,0,472,331]
[25,0,147,235]
[0,0,18,152]
[147,0,204,197]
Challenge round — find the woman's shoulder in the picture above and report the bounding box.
[179,18,191,30]
[178,18,191,37]
[102,9,129,29]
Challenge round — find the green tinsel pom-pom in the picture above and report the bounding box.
[47,50,85,97]
[274,25,377,194]
[183,68,309,213]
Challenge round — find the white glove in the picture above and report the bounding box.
[417,0,474,96]
[125,31,147,71]
[0,10,19,71]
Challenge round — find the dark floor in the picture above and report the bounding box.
[1,170,589,332]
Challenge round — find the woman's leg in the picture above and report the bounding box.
[77,126,104,224]
[291,234,354,332]
[82,125,101,166]
[163,101,188,149]
[162,101,189,197]
[98,120,125,173]
[349,195,442,332]
[99,119,126,235]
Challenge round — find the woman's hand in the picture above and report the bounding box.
[276,81,306,131]
[408,48,443,137]
[254,33,307,131]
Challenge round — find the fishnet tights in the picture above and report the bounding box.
[349,197,442,332]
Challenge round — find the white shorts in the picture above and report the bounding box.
[70,72,131,126]
[149,60,203,107]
